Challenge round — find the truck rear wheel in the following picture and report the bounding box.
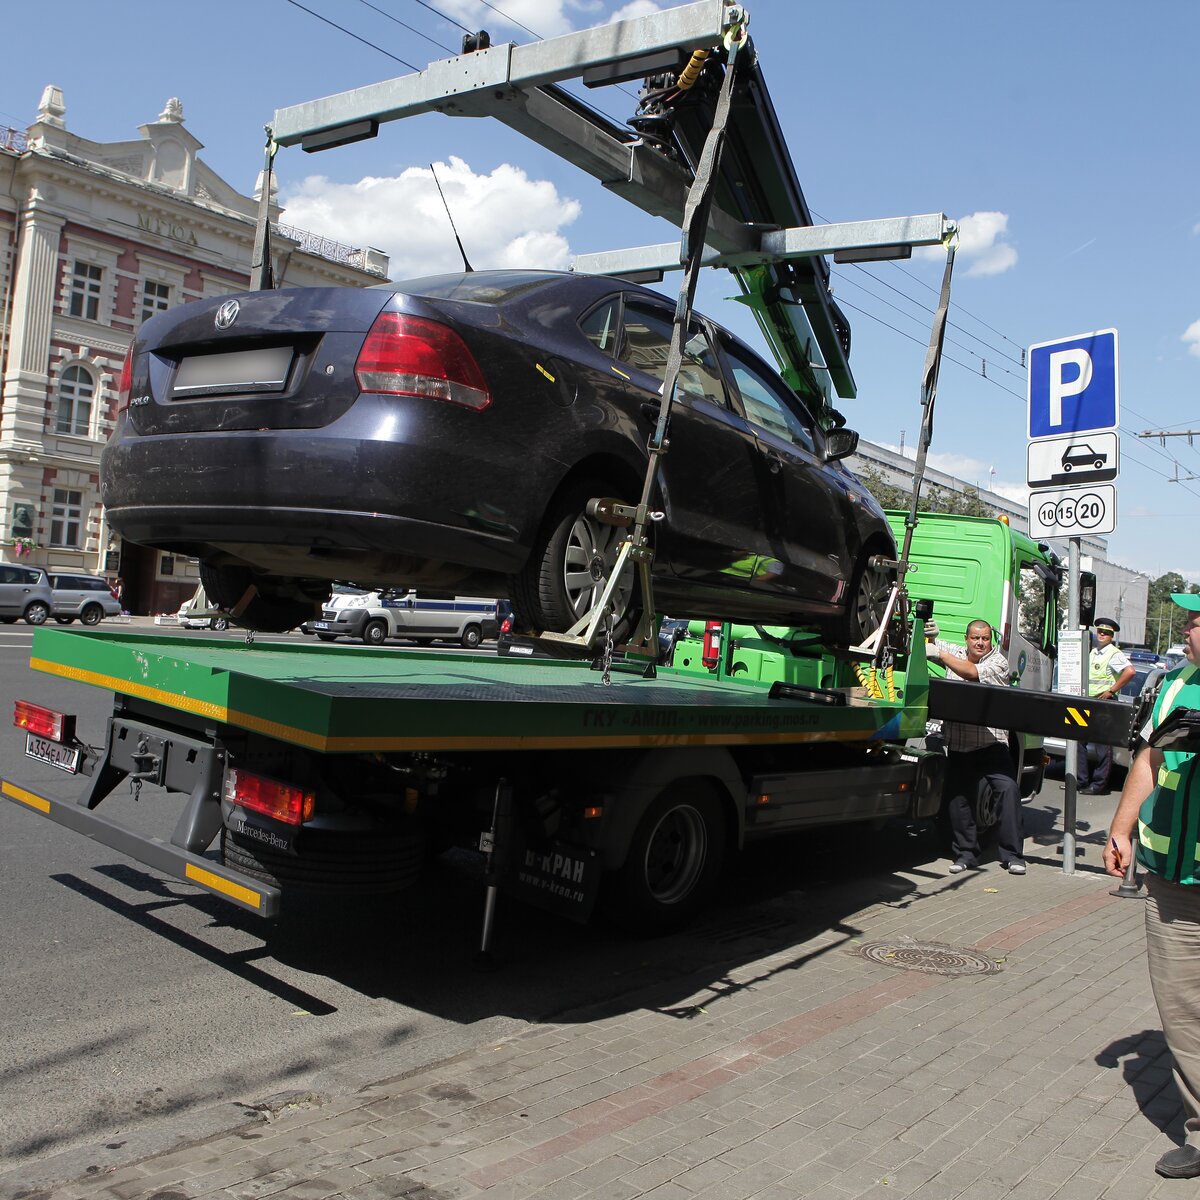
[221,826,425,895]
[362,619,387,646]
[607,780,726,932]
[460,624,482,649]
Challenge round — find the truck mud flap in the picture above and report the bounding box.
[1,778,281,917]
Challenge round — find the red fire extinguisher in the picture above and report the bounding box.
[701,621,722,670]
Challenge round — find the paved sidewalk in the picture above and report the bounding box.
[4,840,1187,1200]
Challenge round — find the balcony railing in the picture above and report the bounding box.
[274,223,388,277]
[1,127,28,153]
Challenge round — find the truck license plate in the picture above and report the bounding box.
[311,621,329,630]
[25,732,80,773]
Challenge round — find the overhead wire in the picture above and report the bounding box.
[354,0,457,54]
[282,0,421,69]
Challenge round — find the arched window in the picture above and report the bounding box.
[57,365,95,436]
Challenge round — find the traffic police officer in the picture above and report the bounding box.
[1080,617,1136,794]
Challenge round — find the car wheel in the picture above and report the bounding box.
[54,616,74,625]
[460,624,482,649]
[1063,462,1072,471]
[210,615,230,632]
[605,781,726,933]
[511,478,639,638]
[80,604,104,626]
[362,619,387,647]
[23,601,50,626]
[1094,459,1104,469]
[825,551,894,648]
[317,633,338,642]
[199,562,320,634]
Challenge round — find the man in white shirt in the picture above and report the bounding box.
[926,618,1026,875]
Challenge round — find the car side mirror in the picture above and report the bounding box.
[824,428,859,462]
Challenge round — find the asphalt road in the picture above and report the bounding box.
[0,622,1107,1188]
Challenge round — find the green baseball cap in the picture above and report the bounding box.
[1171,592,1200,612]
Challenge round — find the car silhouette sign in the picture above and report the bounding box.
[1061,443,1107,472]
[1027,430,1119,490]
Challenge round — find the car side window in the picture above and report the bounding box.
[619,300,727,404]
[0,566,14,584]
[722,341,816,454]
[579,298,623,356]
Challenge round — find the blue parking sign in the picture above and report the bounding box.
[1028,329,1118,440]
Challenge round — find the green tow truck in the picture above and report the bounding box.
[5,621,948,935]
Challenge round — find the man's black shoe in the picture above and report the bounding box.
[1080,784,1108,795]
[1155,1144,1200,1178]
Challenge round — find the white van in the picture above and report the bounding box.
[304,589,499,648]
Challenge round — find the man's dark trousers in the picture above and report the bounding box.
[1079,741,1113,791]
[945,743,1023,866]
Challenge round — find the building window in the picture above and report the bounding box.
[56,365,95,436]
[50,489,84,548]
[159,553,175,577]
[68,261,103,321]
[141,279,171,324]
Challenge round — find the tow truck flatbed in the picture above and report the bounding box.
[25,627,929,753]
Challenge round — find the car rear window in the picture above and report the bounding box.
[377,271,559,304]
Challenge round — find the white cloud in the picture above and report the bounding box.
[280,157,581,280]
[1183,319,1200,358]
[915,210,1017,277]
[410,0,660,45]
[956,211,1018,277]
[609,0,662,20]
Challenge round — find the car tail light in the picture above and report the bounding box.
[702,621,722,670]
[355,312,491,411]
[14,700,75,743]
[116,345,133,413]
[223,767,315,826]
[500,616,512,635]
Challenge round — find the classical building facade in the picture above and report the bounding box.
[0,88,388,615]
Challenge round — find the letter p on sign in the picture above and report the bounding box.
[1028,329,1118,441]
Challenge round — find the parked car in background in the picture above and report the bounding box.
[304,588,499,648]
[100,270,894,643]
[176,583,229,631]
[1125,647,1166,669]
[0,563,53,625]
[48,573,122,625]
[1165,643,1189,670]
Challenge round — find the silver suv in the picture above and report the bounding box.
[48,573,122,625]
[0,563,54,625]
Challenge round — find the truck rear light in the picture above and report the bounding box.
[14,701,75,743]
[224,767,315,826]
[116,346,133,413]
[355,312,491,411]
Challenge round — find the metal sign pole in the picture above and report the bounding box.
[1063,536,1081,874]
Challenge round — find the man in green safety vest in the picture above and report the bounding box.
[1105,593,1200,1179]
[1080,616,1137,794]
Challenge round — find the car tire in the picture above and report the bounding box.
[23,601,50,626]
[605,780,726,933]
[210,615,230,632]
[199,562,319,634]
[317,633,338,642]
[1063,462,1072,472]
[460,624,482,649]
[54,616,74,625]
[1094,459,1104,469]
[362,619,387,647]
[511,477,640,639]
[80,604,104,626]
[825,551,894,648]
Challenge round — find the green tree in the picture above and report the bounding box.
[858,467,995,518]
[1147,573,1200,650]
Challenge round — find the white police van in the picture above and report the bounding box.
[304,588,499,648]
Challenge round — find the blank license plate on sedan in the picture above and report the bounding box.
[172,347,292,397]
[26,732,80,773]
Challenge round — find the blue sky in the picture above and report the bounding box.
[6,0,1198,584]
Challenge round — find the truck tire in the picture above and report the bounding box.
[221,826,425,895]
[362,619,388,647]
[606,780,726,932]
[460,624,482,649]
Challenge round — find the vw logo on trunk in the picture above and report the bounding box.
[214,299,240,330]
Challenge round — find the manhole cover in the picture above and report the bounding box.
[848,940,1000,976]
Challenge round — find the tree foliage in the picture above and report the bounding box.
[858,467,994,518]
[1147,573,1200,650]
